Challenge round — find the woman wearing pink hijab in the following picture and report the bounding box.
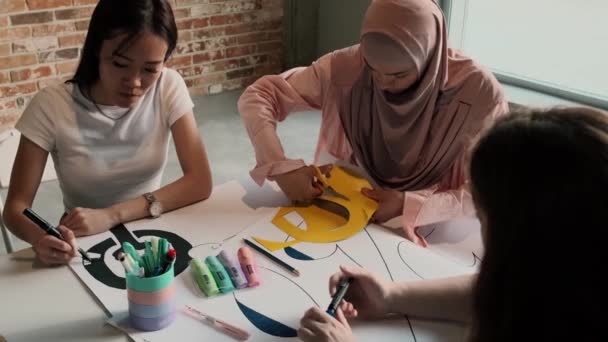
[238,0,508,246]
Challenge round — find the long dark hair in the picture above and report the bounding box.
[469,107,608,341]
[68,0,177,89]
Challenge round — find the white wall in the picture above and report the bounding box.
[447,0,608,109]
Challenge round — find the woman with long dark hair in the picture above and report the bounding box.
[298,106,608,341]
[3,0,212,265]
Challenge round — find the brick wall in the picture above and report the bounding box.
[0,0,283,132]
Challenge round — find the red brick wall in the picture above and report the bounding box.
[0,0,283,132]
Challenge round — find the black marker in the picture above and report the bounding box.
[23,208,93,262]
[326,277,353,317]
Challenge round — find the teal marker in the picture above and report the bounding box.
[191,259,219,296]
[122,242,141,264]
[205,255,234,293]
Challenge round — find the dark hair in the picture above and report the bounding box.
[468,107,608,341]
[68,0,177,88]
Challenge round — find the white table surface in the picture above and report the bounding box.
[0,177,283,342]
[0,176,479,342]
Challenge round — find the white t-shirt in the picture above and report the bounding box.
[16,68,194,211]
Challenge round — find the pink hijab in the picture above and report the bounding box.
[335,0,495,191]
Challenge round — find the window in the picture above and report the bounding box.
[444,0,608,109]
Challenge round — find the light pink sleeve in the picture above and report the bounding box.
[401,100,509,246]
[238,55,332,185]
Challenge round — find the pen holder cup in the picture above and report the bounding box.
[126,263,176,331]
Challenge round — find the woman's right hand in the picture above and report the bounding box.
[274,164,332,205]
[32,225,77,265]
[329,265,394,319]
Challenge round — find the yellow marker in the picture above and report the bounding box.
[254,165,378,251]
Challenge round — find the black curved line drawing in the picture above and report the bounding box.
[420,226,482,268]
[189,242,223,251]
[83,224,192,289]
[471,252,482,268]
[336,245,362,267]
[397,241,425,280]
[405,315,418,342]
[364,227,394,281]
[260,266,320,307]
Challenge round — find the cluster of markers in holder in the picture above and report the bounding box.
[116,238,178,332]
[191,247,260,296]
[117,238,176,277]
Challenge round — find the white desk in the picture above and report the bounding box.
[0,248,126,342]
[0,177,478,342]
[0,178,285,342]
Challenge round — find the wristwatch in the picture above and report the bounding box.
[143,192,163,218]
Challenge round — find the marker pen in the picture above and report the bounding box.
[237,247,260,287]
[191,259,220,296]
[326,277,353,317]
[205,255,235,293]
[217,250,249,289]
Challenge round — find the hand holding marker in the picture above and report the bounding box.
[327,277,353,317]
[23,208,92,262]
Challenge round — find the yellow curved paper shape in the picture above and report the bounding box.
[254,165,378,251]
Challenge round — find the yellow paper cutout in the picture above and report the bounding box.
[254,165,378,251]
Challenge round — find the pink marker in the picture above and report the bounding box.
[237,247,260,287]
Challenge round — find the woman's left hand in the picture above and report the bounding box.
[60,207,119,236]
[298,307,354,342]
[361,187,404,223]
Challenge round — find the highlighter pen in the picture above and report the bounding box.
[184,305,250,341]
[237,247,261,287]
[121,242,141,264]
[191,259,220,296]
[217,250,249,289]
[160,248,176,275]
[205,255,235,293]
[23,208,92,262]
[326,277,353,317]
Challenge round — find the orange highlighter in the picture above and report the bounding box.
[237,246,261,287]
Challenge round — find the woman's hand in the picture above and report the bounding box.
[361,187,404,223]
[328,265,395,319]
[60,207,118,236]
[274,164,332,205]
[32,226,77,265]
[298,307,354,342]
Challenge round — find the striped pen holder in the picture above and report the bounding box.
[126,264,176,331]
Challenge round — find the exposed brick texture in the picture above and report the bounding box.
[0,0,284,131]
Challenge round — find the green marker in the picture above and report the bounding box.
[122,242,141,264]
[205,255,234,293]
[191,259,220,296]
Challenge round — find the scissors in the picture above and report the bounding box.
[311,165,349,201]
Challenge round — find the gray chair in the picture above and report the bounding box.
[1,194,15,254]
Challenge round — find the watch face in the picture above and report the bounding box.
[150,201,163,218]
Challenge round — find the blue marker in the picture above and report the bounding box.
[205,255,234,293]
[217,250,249,289]
[326,277,353,317]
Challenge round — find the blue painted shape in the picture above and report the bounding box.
[284,247,314,261]
[236,299,297,337]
